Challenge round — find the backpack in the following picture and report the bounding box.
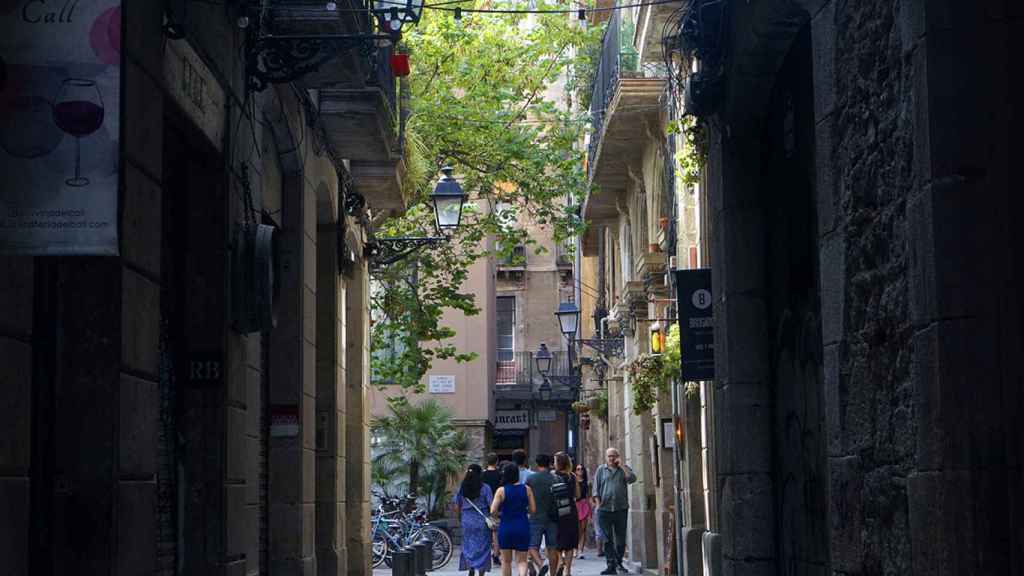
[550,474,575,520]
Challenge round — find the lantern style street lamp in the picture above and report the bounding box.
[431,167,468,233]
[366,167,467,271]
[243,0,425,92]
[555,301,624,358]
[372,0,425,35]
[556,302,581,340]
[535,343,553,375]
[538,380,552,402]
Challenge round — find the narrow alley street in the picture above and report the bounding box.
[1,0,1020,575]
[373,549,634,576]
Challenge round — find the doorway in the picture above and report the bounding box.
[760,25,829,575]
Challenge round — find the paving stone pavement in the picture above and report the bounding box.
[373,546,646,576]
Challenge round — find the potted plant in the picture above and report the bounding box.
[571,400,591,414]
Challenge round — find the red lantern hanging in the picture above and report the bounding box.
[389,53,410,77]
[580,414,591,430]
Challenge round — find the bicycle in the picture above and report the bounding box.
[370,490,454,570]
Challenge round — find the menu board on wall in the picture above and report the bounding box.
[0,0,122,254]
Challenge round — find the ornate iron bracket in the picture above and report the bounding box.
[578,338,624,358]
[246,33,393,93]
[545,374,582,389]
[366,237,446,271]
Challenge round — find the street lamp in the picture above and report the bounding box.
[555,302,580,340]
[538,379,552,402]
[555,301,624,358]
[535,343,553,375]
[372,0,425,35]
[431,167,469,233]
[243,0,425,92]
[366,167,468,271]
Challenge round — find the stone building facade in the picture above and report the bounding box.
[580,0,1021,574]
[671,0,1021,575]
[0,1,410,574]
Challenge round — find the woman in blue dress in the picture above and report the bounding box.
[455,464,494,575]
[491,462,536,576]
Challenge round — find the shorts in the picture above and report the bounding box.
[529,517,559,549]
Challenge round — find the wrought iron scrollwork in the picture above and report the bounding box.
[247,35,366,92]
[579,338,625,358]
[366,237,445,271]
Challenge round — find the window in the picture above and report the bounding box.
[496,296,515,362]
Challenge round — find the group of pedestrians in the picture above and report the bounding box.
[452,447,636,576]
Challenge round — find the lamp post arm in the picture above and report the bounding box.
[366,236,447,271]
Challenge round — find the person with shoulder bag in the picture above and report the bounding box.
[455,464,496,575]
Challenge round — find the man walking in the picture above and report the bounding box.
[525,454,560,576]
[514,448,533,484]
[593,448,636,575]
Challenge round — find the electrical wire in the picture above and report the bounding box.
[189,0,685,16]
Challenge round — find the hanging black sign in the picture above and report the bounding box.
[674,269,714,381]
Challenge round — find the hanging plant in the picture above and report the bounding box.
[627,353,668,414]
[571,400,591,414]
[590,388,609,423]
[660,324,681,382]
[666,116,707,186]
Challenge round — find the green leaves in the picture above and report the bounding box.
[371,1,602,391]
[371,399,468,516]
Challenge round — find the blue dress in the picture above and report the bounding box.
[456,484,494,571]
[497,483,530,551]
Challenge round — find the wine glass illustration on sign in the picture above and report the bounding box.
[52,78,104,187]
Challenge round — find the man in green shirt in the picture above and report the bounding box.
[593,447,636,575]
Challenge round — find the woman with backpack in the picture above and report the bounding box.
[552,452,580,576]
[455,464,495,575]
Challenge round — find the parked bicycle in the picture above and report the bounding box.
[370,489,453,570]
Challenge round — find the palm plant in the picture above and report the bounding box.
[371,399,468,511]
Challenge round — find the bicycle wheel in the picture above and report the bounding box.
[412,525,454,570]
[371,531,389,568]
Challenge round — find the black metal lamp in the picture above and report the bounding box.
[367,167,466,271]
[535,343,553,375]
[372,0,424,35]
[430,166,467,234]
[538,379,552,402]
[555,302,581,340]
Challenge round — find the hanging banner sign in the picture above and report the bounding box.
[674,268,714,380]
[0,0,122,254]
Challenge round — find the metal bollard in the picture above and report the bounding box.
[417,537,434,573]
[409,542,426,576]
[391,546,414,576]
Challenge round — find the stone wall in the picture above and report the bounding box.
[822,1,917,572]
[706,0,1022,574]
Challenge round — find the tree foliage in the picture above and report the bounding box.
[371,399,468,517]
[371,3,602,393]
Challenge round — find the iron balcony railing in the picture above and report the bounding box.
[367,43,398,119]
[586,6,668,180]
[495,351,575,388]
[587,7,624,177]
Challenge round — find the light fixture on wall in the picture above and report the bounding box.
[554,301,624,358]
[243,0,424,92]
[366,167,468,271]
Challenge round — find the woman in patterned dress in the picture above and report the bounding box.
[455,464,495,575]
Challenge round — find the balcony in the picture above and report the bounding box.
[264,1,409,216]
[582,7,666,255]
[494,351,578,402]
